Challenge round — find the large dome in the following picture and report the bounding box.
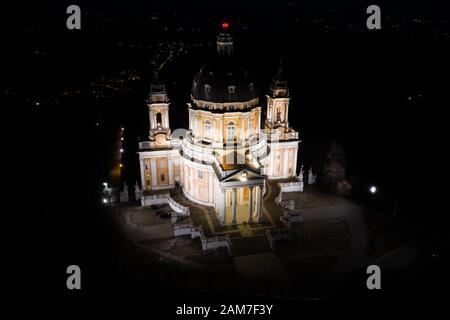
[191,57,259,104]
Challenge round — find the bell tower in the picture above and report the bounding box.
[265,60,291,133]
[264,59,300,179]
[148,71,171,149]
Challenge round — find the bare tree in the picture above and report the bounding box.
[319,139,349,193]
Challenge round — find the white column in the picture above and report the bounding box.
[189,109,193,131]
[213,119,218,143]
[208,172,213,203]
[248,186,254,224]
[283,148,289,177]
[219,118,224,144]
[190,167,194,196]
[231,188,237,225]
[184,163,188,190]
[270,148,275,176]
[220,189,226,226]
[191,113,196,137]
[168,158,173,184]
[239,123,244,144]
[285,101,289,125]
[149,108,153,130]
[150,159,157,187]
[257,109,261,132]
[139,157,145,190]
[179,160,184,186]
[293,147,298,176]
[257,185,264,223]
[164,107,169,128]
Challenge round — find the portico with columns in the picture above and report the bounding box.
[216,169,265,226]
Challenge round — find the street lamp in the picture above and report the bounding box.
[120,148,124,153]
[369,186,377,194]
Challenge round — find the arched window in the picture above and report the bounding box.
[227,122,235,140]
[204,120,211,139]
[156,112,162,127]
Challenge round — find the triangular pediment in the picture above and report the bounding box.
[222,168,265,183]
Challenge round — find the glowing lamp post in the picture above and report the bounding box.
[369,186,377,194]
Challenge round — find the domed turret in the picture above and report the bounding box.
[191,59,258,105]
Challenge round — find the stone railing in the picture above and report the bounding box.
[266,228,291,251]
[280,211,304,229]
[139,141,151,150]
[173,224,229,251]
[141,193,190,222]
[276,181,304,205]
[286,131,299,140]
[141,194,228,252]
[261,130,299,141]
[279,181,304,193]
[261,131,280,141]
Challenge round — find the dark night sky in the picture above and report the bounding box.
[3,0,450,301]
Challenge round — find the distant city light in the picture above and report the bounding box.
[222,22,229,30]
[369,186,377,194]
[121,137,124,141]
[102,198,108,204]
[103,182,108,188]
[120,148,124,153]
[119,163,123,167]
[121,127,125,131]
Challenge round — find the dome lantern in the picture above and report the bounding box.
[217,21,233,56]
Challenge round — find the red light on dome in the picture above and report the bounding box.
[222,22,229,30]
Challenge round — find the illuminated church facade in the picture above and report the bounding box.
[138,24,299,226]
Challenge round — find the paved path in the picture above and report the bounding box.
[137,244,206,271]
[304,203,369,286]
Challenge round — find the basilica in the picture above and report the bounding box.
[138,23,300,226]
